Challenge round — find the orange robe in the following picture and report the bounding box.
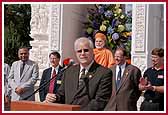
[93,48,115,68]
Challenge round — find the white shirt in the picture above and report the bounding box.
[51,65,59,78]
[79,60,94,79]
[116,63,126,81]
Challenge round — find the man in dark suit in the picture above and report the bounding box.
[45,37,112,111]
[39,51,63,102]
[104,48,142,111]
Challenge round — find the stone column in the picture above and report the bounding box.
[30,4,62,78]
[29,4,62,101]
[132,4,164,74]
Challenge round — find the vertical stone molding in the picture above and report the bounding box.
[30,4,62,77]
[132,4,147,73]
[132,4,164,74]
[49,4,61,51]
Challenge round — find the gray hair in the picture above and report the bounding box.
[74,37,94,51]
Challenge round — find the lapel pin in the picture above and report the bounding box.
[89,75,92,78]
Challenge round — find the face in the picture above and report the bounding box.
[18,48,29,62]
[95,38,105,49]
[114,50,125,65]
[75,42,94,67]
[151,55,163,67]
[50,54,60,68]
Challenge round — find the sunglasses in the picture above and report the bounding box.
[77,49,89,53]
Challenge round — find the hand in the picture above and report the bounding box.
[15,87,25,95]
[4,96,10,107]
[45,93,57,103]
[144,81,155,91]
[139,77,148,86]
[139,77,148,91]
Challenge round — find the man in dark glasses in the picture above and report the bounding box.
[45,37,112,111]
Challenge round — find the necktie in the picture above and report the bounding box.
[48,69,57,93]
[116,66,122,89]
[78,68,86,89]
[20,62,25,76]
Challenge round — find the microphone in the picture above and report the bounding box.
[61,60,74,72]
[23,64,73,100]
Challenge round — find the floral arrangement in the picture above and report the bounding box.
[83,4,132,57]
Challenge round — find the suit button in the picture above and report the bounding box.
[149,100,153,103]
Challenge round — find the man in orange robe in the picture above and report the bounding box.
[93,32,115,68]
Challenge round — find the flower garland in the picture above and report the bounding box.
[83,4,132,57]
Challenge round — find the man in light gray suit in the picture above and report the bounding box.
[8,47,39,101]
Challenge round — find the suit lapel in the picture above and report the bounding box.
[85,61,98,80]
[111,65,117,95]
[46,68,52,91]
[71,62,98,103]
[70,65,80,102]
[20,62,30,80]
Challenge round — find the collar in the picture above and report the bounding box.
[117,62,126,69]
[80,60,94,73]
[152,64,164,70]
[52,65,59,73]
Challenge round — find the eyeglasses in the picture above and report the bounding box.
[76,49,89,53]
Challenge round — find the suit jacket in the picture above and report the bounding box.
[55,61,112,111]
[8,60,39,101]
[104,63,141,111]
[39,66,63,102]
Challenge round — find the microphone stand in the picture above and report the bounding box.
[23,66,69,100]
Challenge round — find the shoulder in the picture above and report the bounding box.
[4,63,10,69]
[66,64,79,71]
[59,65,63,70]
[105,48,113,53]
[110,64,116,70]
[43,67,51,72]
[95,63,112,75]
[27,60,38,65]
[12,60,20,66]
[144,67,153,73]
[126,64,141,75]
[127,64,140,70]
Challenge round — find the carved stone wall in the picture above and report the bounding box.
[30,4,62,78]
[132,4,147,73]
[30,4,62,101]
[132,4,164,74]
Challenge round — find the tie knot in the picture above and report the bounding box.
[52,69,56,77]
[21,61,25,66]
[81,68,86,75]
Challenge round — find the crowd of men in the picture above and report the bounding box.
[4,36,164,111]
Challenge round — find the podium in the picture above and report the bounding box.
[11,101,80,111]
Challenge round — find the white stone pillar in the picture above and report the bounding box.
[30,4,62,101]
[30,4,62,78]
[132,4,148,74]
[132,4,164,74]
